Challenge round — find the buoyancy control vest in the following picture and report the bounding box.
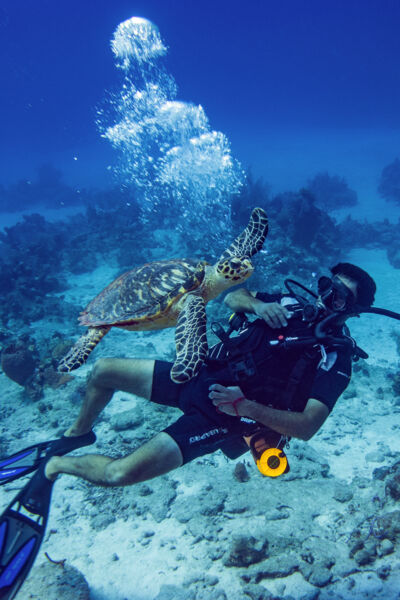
[206,313,338,413]
[205,312,351,469]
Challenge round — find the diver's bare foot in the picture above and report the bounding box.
[63,427,91,438]
[45,456,61,481]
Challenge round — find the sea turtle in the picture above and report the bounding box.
[58,207,268,382]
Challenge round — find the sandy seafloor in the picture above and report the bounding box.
[0,245,400,600]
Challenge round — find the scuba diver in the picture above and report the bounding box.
[41,263,376,483]
[2,260,400,600]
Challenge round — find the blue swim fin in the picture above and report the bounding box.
[0,431,96,486]
[0,442,50,486]
[0,462,53,599]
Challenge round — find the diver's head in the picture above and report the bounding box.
[318,263,376,313]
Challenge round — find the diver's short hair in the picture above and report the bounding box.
[330,262,376,307]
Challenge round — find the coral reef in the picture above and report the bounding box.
[231,171,271,225]
[378,158,400,205]
[0,332,75,400]
[25,561,90,599]
[1,339,37,385]
[337,215,400,269]
[1,169,400,380]
[392,372,400,397]
[270,188,339,262]
[306,171,358,211]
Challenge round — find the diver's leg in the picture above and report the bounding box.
[45,432,183,485]
[65,358,155,437]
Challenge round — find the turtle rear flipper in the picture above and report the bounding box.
[218,207,268,263]
[58,326,111,372]
[171,295,208,383]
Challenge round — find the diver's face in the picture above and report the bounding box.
[335,275,357,309]
[318,274,358,312]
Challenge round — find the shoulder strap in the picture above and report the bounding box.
[279,349,320,410]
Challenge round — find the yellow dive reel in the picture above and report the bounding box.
[244,429,290,477]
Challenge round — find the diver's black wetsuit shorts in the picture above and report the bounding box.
[151,360,249,464]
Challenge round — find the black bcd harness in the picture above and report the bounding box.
[207,309,364,464]
[208,309,363,410]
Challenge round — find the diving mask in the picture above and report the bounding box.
[318,275,356,312]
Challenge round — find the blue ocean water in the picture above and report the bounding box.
[1,0,399,216]
[1,2,400,599]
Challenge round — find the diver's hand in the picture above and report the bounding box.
[254,301,290,328]
[209,384,248,417]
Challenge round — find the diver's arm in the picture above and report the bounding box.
[209,382,329,441]
[237,398,329,441]
[224,288,259,313]
[224,289,290,329]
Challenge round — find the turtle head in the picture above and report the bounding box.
[216,257,253,284]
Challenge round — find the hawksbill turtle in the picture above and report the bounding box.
[58,207,268,383]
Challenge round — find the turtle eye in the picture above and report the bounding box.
[229,258,241,269]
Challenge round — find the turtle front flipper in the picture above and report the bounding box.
[218,207,268,263]
[171,295,208,384]
[58,326,111,372]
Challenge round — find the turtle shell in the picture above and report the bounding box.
[78,259,207,326]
